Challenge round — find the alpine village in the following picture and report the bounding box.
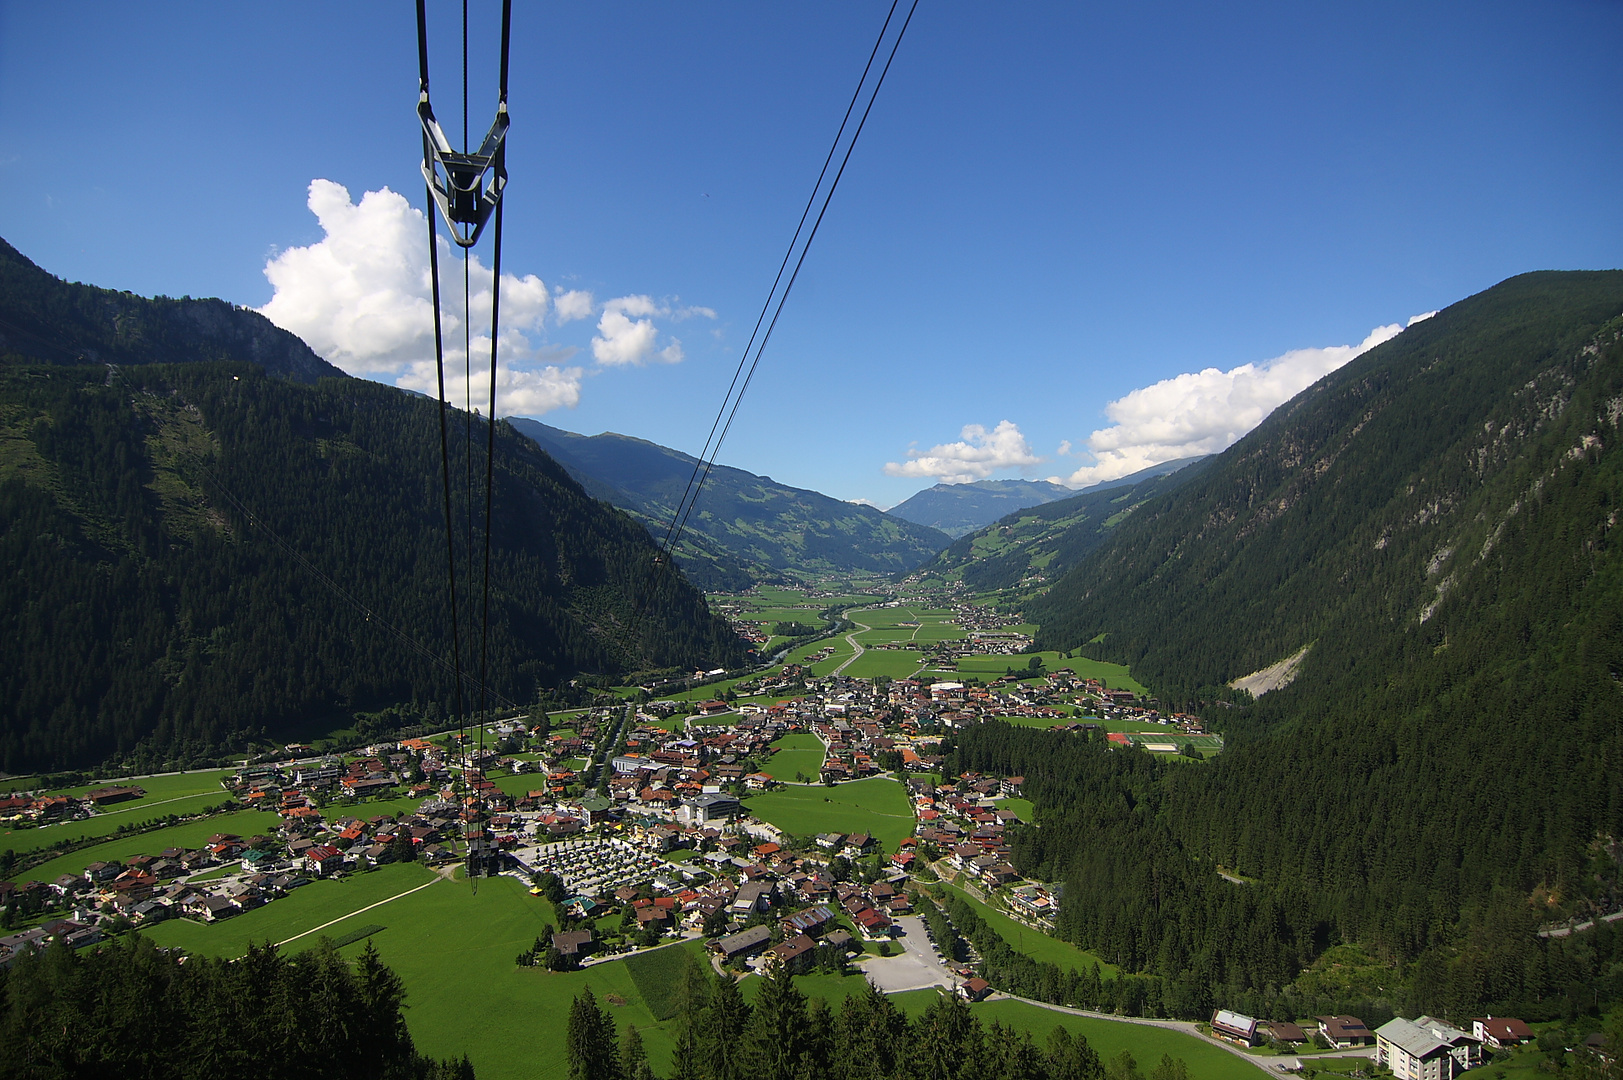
[2,6,1621,1080]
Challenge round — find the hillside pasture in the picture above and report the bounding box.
[937,881,1118,977]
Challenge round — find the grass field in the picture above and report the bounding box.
[10,809,285,883]
[745,776,914,851]
[937,882,1118,978]
[143,863,444,953]
[622,939,702,1019]
[146,867,666,1080]
[763,733,826,781]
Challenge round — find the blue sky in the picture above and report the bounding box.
[3,2,1620,506]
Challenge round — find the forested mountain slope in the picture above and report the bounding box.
[509,418,950,588]
[912,459,1209,593]
[0,246,742,773]
[0,238,340,383]
[967,271,1623,1020]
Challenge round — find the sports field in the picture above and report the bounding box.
[11,808,286,883]
[744,776,914,851]
[762,733,825,781]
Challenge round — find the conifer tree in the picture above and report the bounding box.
[566,986,621,1080]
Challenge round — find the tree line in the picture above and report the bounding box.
[0,935,472,1079]
[565,959,1193,1080]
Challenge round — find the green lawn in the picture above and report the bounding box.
[763,733,826,781]
[10,809,285,883]
[745,776,914,852]
[1001,797,1035,822]
[938,882,1118,977]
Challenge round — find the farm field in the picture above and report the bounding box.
[2,768,235,806]
[840,649,929,679]
[937,882,1118,977]
[11,808,285,883]
[745,776,914,852]
[763,733,826,781]
[802,636,858,677]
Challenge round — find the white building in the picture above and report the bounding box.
[1375,1017,1480,1080]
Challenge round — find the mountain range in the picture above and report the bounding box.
[0,239,742,773]
[508,418,950,589]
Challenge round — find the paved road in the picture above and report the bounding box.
[831,617,873,677]
[1540,909,1623,938]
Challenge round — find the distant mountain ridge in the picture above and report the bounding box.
[888,479,1073,538]
[912,458,1212,593]
[889,458,1205,539]
[509,418,950,588]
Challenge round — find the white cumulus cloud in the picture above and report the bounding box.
[1054,315,1436,488]
[884,420,1043,485]
[258,179,580,416]
[553,289,595,323]
[590,294,693,366]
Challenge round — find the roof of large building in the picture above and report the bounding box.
[1376,1017,1473,1061]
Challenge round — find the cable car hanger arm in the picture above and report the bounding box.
[416,0,511,248]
